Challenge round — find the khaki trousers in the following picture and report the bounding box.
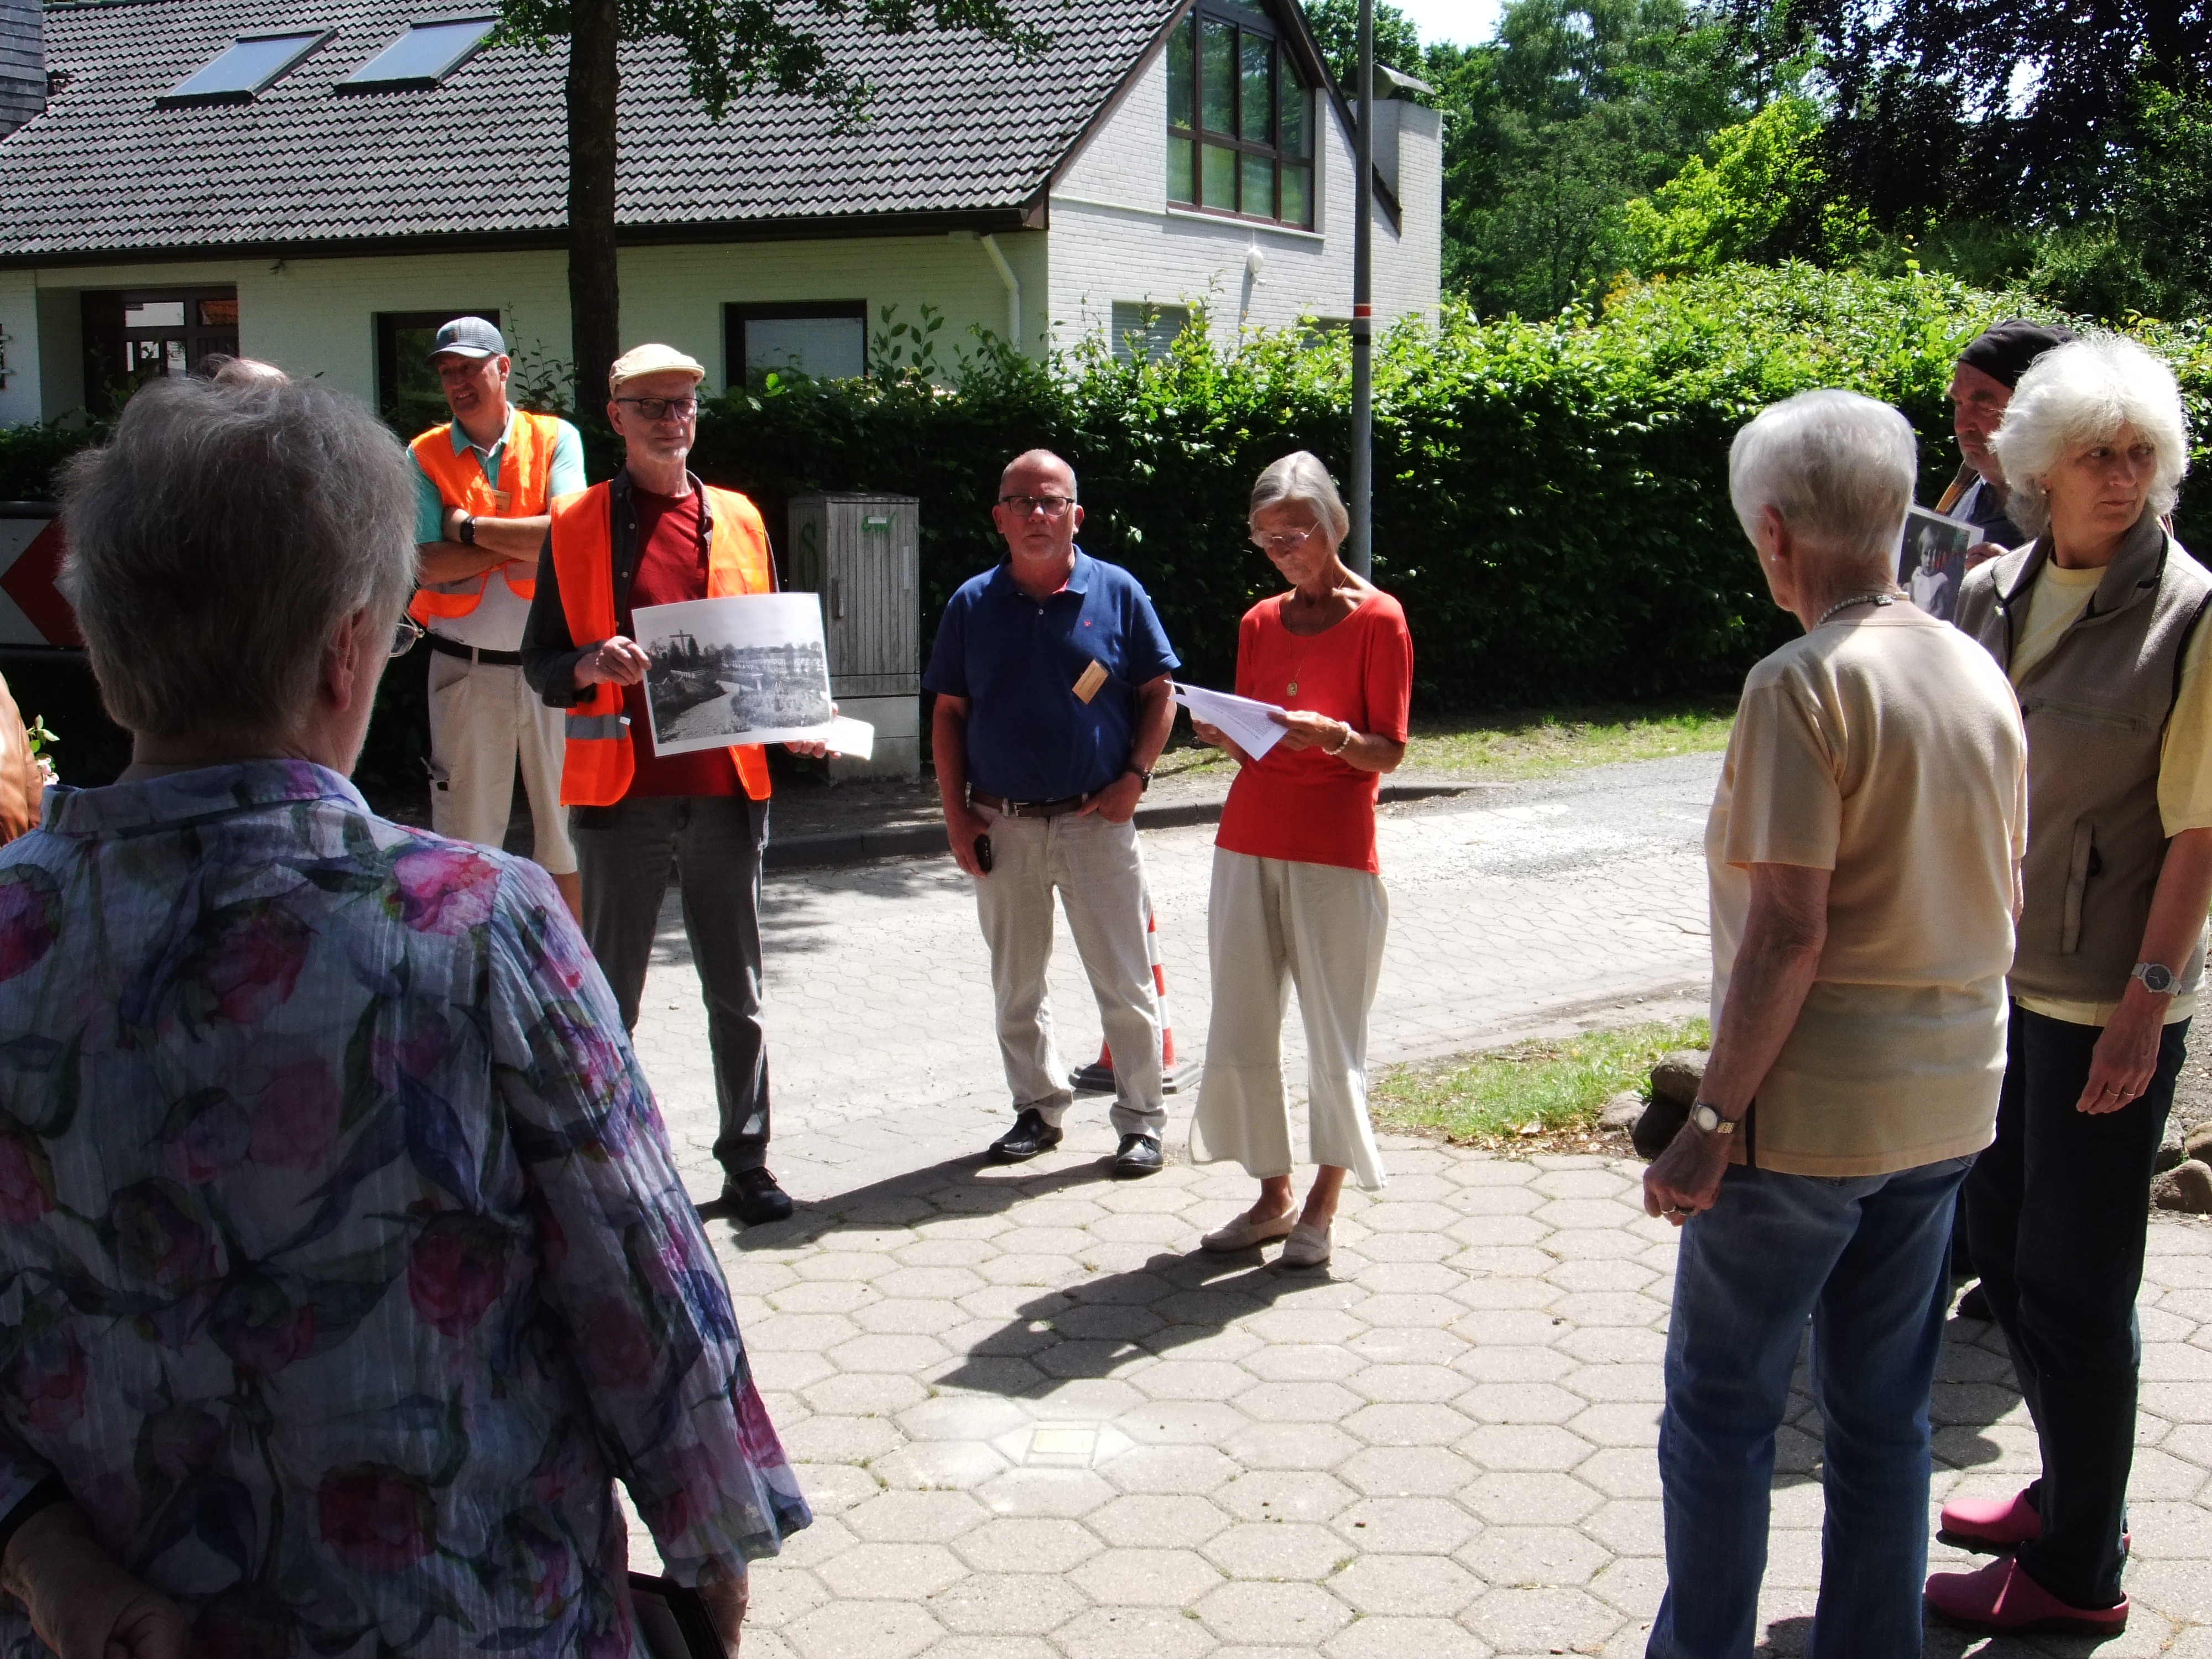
[426,651,577,876]
[1191,848,1389,1191]
[973,805,1165,1139]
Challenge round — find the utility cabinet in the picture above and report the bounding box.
[785,493,921,778]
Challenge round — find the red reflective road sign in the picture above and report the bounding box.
[0,510,79,649]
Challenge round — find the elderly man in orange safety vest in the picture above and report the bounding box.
[410,315,588,921]
[521,343,827,1228]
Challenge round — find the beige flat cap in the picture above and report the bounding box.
[608,343,707,390]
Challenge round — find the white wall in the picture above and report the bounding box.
[0,269,38,428]
[1045,40,1441,355]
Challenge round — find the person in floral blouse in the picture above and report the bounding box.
[0,373,807,1657]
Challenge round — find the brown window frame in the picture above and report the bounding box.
[723,301,870,388]
[1164,1,1314,229]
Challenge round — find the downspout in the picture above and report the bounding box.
[980,234,1021,354]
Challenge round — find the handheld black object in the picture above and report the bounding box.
[974,834,994,873]
[629,1573,722,1658]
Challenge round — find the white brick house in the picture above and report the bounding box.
[0,0,1441,431]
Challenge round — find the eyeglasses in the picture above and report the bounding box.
[390,617,425,659]
[614,396,698,421]
[1250,527,1319,554]
[998,494,1076,518]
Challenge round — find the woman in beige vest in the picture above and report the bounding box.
[1932,336,2212,1636]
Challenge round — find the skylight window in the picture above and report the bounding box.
[339,17,496,91]
[158,30,330,106]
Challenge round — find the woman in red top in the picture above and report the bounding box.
[1188,452,1413,1269]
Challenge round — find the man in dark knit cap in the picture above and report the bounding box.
[1942,319,2079,566]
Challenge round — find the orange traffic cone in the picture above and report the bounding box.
[1071,898,1192,1095]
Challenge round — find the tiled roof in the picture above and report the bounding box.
[0,0,1179,259]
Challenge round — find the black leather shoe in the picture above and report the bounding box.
[1113,1134,1164,1177]
[988,1108,1062,1162]
[723,1167,794,1226]
[1955,1281,1992,1321]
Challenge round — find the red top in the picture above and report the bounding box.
[622,488,739,798]
[1214,590,1413,873]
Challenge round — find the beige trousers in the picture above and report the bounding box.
[426,651,578,876]
[1190,849,1389,1191]
[972,805,1166,1139]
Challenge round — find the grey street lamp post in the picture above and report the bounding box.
[1347,0,1375,578]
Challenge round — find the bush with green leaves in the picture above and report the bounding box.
[9,265,2212,791]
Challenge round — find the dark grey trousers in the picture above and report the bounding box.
[575,793,770,1176]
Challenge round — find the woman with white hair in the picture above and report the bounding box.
[1642,389,2027,1656]
[1930,336,2212,1637]
[1186,451,1412,1269]
[0,375,805,1656]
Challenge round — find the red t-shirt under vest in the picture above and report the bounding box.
[621,489,740,798]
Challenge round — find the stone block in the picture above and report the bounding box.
[1648,1050,1708,1108]
[1599,1088,1646,1131]
[2155,1160,2212,1215]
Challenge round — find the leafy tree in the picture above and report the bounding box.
[1622,96,1868,273]
[492,0,1036,412]
[1301,0,1429,91]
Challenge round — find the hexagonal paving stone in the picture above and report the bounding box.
[1130,1360,1253,1402]
[830,1333,952,1372]
[1193,1579,1355,1644]
[1455,1381,1586,1425]
[1329,1551,1484,1616]
[1459,1522,1613,1586]
[816,1542,969,1601]
[895,1395,1032,1444]
[1338,1446,1481,1499]
[1055,1605,1217,1659]
[1334,1496,1482,1555]
[973,1467,1118,1519]
[1462,1472,1604,1526]
[1242,1342,1370,1383]
[1067,1545,1226,1607]
[844,1489,989,1543]
[1323,1613,1495,1659]
[1099,1443,1240,1495]
[1220,1421,1364,1472]
[801,1372,931,1417]
[953,1515,1103,1574]
[1459,1582,1623,1652]
[1089,1493,1233,1548]
[1454,1422,1596,1473]
[1204,1520,1352,1581]
[1216,1469,1359,1523]
[778,1414,904,1464]
[925,1571,1092,1636]
[782,1599,946,1659]
[870,1442,1012,1491]
[1341,1402,1475,1447]
[1343,1363,1467,1404]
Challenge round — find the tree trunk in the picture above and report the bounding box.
[567,0,620,416]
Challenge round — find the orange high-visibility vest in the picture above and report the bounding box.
[408,409,565,623]
[550,480,774,806]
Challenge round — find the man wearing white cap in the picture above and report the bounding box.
[522,344,817,1227]
[410,315,588,920]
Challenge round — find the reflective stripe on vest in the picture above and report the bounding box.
[407,410,563,623]
[548,481,775,806]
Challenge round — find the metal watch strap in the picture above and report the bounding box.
[1689,1101,1736,1135]
[2134,961,2182,995]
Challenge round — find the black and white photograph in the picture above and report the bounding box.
[637,592,834,754]
[1898,504,1976,623]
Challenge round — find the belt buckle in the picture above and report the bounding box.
[1005,800,1032,818]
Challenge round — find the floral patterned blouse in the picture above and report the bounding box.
[0,762,808,1656]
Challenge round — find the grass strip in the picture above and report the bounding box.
[1155,701,1735,784]
[1371,1018,1710,1150]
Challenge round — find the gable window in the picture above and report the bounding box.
[80,289,240,415]
[158,30,330,106]
[340,17,497,92]
[376,309,501,437]
[724,302,867,386]
[1164,3,1313,227]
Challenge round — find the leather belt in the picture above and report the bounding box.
[970,790,1086,818]
[426,633,524,667]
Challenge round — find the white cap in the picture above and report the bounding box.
[608,343,706,392]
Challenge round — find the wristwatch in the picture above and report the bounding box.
[1126,766,1152,792]
[1688,1102,1737,1136]
[456,513,478,547]
[2133,961,2183,996]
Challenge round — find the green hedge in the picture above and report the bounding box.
[3,265,2200,789]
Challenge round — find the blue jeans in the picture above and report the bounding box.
[1649,1154,1973,1659]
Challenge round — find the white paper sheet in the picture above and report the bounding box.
[822,716,875,760]
[1173,681,1288,760]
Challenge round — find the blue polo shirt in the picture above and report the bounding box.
[924,550,1178,800]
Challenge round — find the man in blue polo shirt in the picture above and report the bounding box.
[926,449,1178,1175]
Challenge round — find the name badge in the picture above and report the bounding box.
[1072,660,1109,704]
[491,489,513,514]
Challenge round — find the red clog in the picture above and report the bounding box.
[1938,1486,2041,1550]
[1925,1556,2128,1637]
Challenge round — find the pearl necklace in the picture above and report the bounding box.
[1814,591,1898,628]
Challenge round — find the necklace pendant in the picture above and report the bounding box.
[1286,681,1298,696]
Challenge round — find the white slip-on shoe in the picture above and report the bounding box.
[1279,1222,1332,1269]
[1201,1212,1296,1252]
